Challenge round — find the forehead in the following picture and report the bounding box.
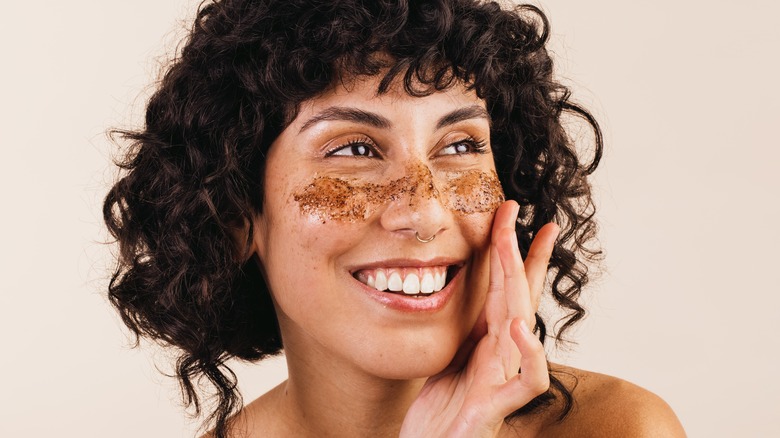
[291,74,486,126]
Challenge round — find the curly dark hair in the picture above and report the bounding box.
[103,0,603,436]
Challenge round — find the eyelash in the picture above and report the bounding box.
[326,136,489,158]
[326,137,378,158]
[441,137,489,156]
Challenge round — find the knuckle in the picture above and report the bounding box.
[526,338,545,355]
[533,376,550,395]
[523,373,550,395]
[487,279,502,290]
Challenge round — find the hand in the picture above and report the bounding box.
[399,201,559,438]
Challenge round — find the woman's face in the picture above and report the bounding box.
[252,74,503,379]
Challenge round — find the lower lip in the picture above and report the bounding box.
[356,268,461,313]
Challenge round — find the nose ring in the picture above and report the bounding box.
[415,231,436,243]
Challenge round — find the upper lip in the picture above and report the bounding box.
[347,257,464,274]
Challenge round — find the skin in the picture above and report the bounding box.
[220,74,686,437]
[293,164,505,221]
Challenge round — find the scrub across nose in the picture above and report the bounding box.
[293,162,505,222]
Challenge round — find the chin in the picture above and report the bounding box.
[363,355,453,381]
[350,327,465,380]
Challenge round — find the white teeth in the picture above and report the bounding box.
[388,272,403,292]
[403,273,420,295]
[434,271,446,291]
[420,273,435,294]
[374,270,388,291]
[360,266,450,294]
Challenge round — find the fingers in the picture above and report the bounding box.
[492,318,550,417]
[492,201,530,323]
[485,201,518,335]
[524,222,560,313]
[485,243,506,336]
[487,200,558,336]
[495,225,526,320]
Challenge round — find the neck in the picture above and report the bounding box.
[273,345,424,437]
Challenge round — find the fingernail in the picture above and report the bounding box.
[520,319,531,335]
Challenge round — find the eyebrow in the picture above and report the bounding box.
[299,107,392,133]
[435,105,490,130]
[298,104,490,133]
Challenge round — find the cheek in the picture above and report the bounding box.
[442,169,505,214]
[259,213,354,323]
[443,169,503,247]
[294,177,373,222]
[460,212,494,247]
[291,164,431,223]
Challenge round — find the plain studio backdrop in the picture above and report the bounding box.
[1,1,777,436]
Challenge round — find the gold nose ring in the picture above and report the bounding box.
[415,231,436,243]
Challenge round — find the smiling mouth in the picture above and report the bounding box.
[353,265,460,296]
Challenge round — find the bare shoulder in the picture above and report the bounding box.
[502,364,686,437]
[199,382,286,438]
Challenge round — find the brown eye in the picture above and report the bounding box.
[328,138,378,158]
[440,138,489,156]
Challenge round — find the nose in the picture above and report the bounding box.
[379,162,451,241]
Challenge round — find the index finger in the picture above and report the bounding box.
[485,201,517,336]
[491,201,533,322]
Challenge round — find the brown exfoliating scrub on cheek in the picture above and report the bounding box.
[293,163,505,223]
[443,170,505,214]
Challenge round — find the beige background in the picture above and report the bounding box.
[1,0,778,436]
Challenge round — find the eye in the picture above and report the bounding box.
[439,137,489,156]
[327,138,379,158]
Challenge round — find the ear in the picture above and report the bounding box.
[229,215,261,263]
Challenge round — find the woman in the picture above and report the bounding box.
[104,0,685,436]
